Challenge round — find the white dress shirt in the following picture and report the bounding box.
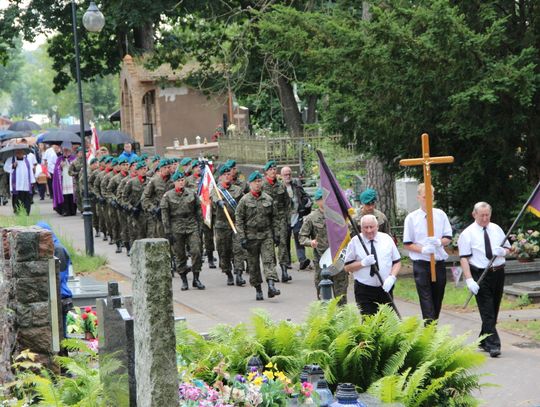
[43,147,58,174]
[403,208,452,261]
[3,156,36,192]
[458,222,509,268]
[344,232,400,286]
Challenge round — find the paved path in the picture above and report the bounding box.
[5,199,540,406]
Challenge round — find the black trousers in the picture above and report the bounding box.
[59,194,77,216]
[413,260,447,322]
[354,280,393,316]
[47,177,54,199]
[471,266,505,350]
[12,191,32,215]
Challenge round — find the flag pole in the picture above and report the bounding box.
[203,161,238,234]
[317,150,401,318]
[463,180,540,308]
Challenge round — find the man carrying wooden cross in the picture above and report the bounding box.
[401,133,453,323]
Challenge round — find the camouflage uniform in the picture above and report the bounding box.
[87,166,100,234]
[0,166,9,203]
[141,173,172,238]
[116,173,135,249]
[160,187,202,277]
[123,175,148,244]
[352,207,390,234]
[104,170,126,248]
[212,183,245,284]
[300,209,349,304]
[233,174,249,194]
[235,191,280,287]
[68,156,83,212]
[262,178,291,267]
[96,169,114,240]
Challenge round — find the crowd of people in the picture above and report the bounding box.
[1,140,510,358]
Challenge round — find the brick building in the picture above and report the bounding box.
[119,54,228,154]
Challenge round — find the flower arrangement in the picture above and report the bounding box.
[510,229,540,260]
[66,306,98,339]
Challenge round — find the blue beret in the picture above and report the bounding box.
[263,160,277,171]
[248,171,263,183]
[171,171,185,181]
[218,164,231,175]
[135,161,147,170]
[225,159,236,168]
[360,188,377,204]
[313,188,323,201]
[180,157,192,166]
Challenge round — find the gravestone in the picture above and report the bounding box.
[131,239,179,407]
[395,178,418,214]
[96,281,134,406]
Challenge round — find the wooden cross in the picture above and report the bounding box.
[400,133,454,282]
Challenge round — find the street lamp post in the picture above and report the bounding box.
[71,1,105,256]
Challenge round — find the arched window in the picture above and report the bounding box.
[142,90,156,146]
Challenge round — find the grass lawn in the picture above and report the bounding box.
[394,276,538,312]
[0,211,106,273]
[499,320,540,341]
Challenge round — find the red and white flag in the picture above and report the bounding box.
[199,165,215,227]
[87,122,100,162]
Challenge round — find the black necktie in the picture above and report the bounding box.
[370,239,378,277]
[483,227,493,260]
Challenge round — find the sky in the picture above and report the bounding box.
[1,0,47,50]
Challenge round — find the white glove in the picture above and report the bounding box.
[382,275,396,292]
[421,244,436,255]
[426,237,442,247]
[493,247,507,257]
[466,278,480,295]
[361,254,376,267]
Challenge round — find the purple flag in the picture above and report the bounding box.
[528,182,540,218]
[317,150,353,262]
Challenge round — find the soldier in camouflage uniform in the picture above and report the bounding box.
[352,188,389,234]
[95,157,114,242]
[212,164,246,286]
[87,158,100,237]
[235,171,281,301]
[161,170,205,291]
[0,164,9,205]
[124,161,149,245]
[146,155,161,178]
[116,158,138,255]
[261,160,292,283]
[226,159,249,194]
[141,159,172,238]
[104,157,129,253]
[180,157,192,179]
[299,189,349,305]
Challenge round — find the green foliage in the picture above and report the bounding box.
[176,300,487,406]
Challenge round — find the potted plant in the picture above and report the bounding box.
[510,229,540,262]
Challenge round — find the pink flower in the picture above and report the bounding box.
[81,313,88,320]
[91,311,97,316]
[85,306,92,313]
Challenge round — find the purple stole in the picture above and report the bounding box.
[11,157,32,195]
[52,154,76,209]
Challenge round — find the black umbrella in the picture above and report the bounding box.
[40,130,82,145]
[0,130,26,142]
[0,144,32,162]
[8,120,42,132]
[65,123,92,135]
[98,129,135,144]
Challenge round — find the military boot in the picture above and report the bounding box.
[180,274,189,291]
[267,279,281,298]
[108,237,114,245]
[255,285,264,301]
[115,241,122,253]
[207,251,216,269]
[193,273,205,290]
[280,264,292,283]
[235,271,246,286]
[103,234,108,241]
[125,242,131,257]
[94,229,100,238]
[225,271,234,286]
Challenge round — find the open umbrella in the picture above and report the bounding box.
[0,144,32,162]
[8,120,41,132]
[0,130,26,142]
[40,130,82,145]
[98,129,135,144]
[65,123,92,135]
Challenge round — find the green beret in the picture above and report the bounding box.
[151,154,161,162]
[129,156,139,164]
[191,159,199,168]
[111,158,119,165]
[360,188,377,204]
[140,153,148,160]
[156,159,169,170]
[313,188,323,201]
[76,146,82,152]
[225,159,236,168]
[98,156,106,163]
[248,171,263,183]
[89,158,98,165]
[171,171,185,181]
[218,164,231,175]
[117,156,128,164]
[103,156,112,164]
[136,161,147,170]
[180,157,192,166]
[263,160,277,171]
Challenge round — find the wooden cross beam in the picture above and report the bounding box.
[400,133,454,282]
